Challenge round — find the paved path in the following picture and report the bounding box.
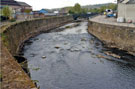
[90,15,135,28]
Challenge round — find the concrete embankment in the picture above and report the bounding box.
[88,16,135,55]
[1,16,73,89]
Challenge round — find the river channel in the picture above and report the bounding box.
[22,21,135,89]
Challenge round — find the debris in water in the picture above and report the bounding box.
[32,80,39,83]
[65,26,71,28]
[104,51,121,59]
[42,56,46,59]
[55,46,60,49]
[32,68,40,71]
[81,38,87,41]
[64,43,68,45]
[96,54,106,58]
[70,47,80,52]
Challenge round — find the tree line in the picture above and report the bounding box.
[89,4,117,13]
[67,3,117,14]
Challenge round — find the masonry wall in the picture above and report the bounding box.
[88,21,135,55]
[1,16,73,89]
[2,16,73,56]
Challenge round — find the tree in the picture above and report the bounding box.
[108,4,117,10]
[2,6,12,18]
[68,3,87,14]
[68,10,75,14]
[81,8,87,14]
[73,3,82,14]
[88,3,117,13]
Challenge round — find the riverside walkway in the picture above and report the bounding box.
[90,15,135,28]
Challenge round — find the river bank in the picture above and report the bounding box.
[1,15,135,89]
[22,21,135,89]
[1,16,73,89]
[88,15,135,56]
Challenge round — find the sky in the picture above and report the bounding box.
[16,0,116,10]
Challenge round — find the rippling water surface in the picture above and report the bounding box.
[23,21,135,89]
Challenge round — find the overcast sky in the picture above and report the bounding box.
[16,0,116,10]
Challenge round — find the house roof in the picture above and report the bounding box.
[1,0,31,7]
[40,9,53,13]
[1,0,20,6]
[17,1,31,7]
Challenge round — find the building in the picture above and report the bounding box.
[1,0,32,13]
[17,1,32,13]
[59,8,68,16]
[118,0,135,22]
[1,0,21,14]
[1,0,33,19]
[39,9,49,14]
[33,11,45,18]
[40,9,57,16]
[33,9,57,18]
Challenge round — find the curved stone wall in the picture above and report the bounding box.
[2,16,73,56]
[1,16,73,89]
[88,21,135,55]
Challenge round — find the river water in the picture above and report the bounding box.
[23,21,135,89]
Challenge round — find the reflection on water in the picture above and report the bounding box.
[23,21,135,89]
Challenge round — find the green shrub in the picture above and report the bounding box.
[10,18,16,22]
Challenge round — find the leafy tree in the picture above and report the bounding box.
[88,3,117,13]
[89,8,99,13]
[68,3,87,14]
[68,10,75,14]
[81,8,87,14]
[73,3,82,14]
[2,6,12,18]
[108,4,117,10]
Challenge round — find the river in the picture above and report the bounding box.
[22,21,135,89]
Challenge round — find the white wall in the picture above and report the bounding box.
[118,3,135,22]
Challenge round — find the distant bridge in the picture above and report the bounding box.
[72,13,98,20]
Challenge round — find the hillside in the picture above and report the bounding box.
[82,3,116,9]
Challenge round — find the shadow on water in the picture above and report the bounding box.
[14,56,31,77]
[88,31,135,66]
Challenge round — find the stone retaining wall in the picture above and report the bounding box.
[2,16,73,56]
[88,21,135,55]
[1,16,73,89]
